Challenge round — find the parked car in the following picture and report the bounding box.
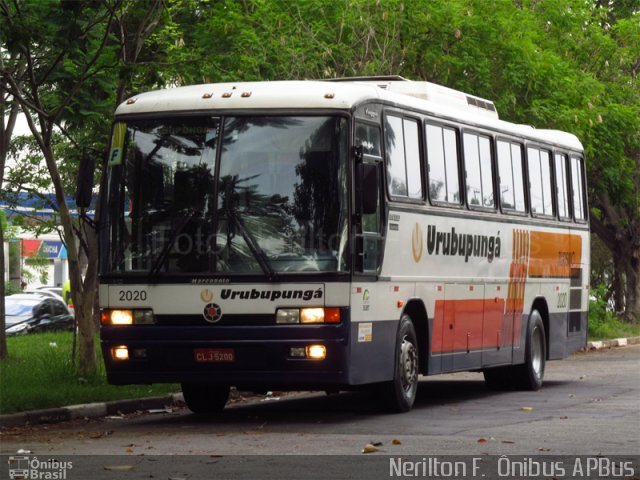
[36,286,64,299]
[4,293,75,336]
[24,289,66,304]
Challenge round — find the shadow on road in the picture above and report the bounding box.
[138,377,571,429]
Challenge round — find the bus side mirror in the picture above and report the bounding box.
[358,163,379,215]
[76,153,95,209]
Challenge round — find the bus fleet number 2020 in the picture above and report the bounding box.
[118,290,147,302]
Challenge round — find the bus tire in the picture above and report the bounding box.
[181,383,230,414]
[514,310,546,390]
[381,316,419,413]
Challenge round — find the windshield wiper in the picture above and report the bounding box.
[148,209,199,281]
[226,208,278,281]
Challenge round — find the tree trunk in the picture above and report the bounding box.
[41,143,98,376]
[613,252,626,314]
[0,223,6,360]
[624,256,640,324]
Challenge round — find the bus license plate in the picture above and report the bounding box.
[194,348,235,363]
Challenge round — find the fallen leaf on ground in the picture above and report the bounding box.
[370,441,383,446]
[392,439,402,445]
[477,438,487,444]
[126,448,134,453]
[560,416,568,420]
[103,465,133,471]
[520,406,534,412]
[538,448,551,452]
[89,431,113,439]
[501,440,515,444]
[362,444,380,453]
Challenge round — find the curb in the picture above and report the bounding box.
[0,393,183,429]
[584,336,640,351]
[2,337,638,428]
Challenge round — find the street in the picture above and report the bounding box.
[1,345,638,478]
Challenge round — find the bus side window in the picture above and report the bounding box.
[426,124,461,204]
[463,132,495,208]
[527,146,555,217]
[571,156,587,221]
[384,115,423,200]
[555,153,570,219]
[497,140,526,212]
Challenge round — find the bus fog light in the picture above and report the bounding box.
[306,345,326,360]
[289,347,306,358]
[276,309,299,324]
[300,308,324,324]
[111,346,129,361]
[132,348,147,359]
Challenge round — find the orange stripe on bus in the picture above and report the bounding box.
[528,231,582,278]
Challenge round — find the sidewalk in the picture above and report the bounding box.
[2,336,639,429]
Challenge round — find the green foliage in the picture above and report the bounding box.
[588,284,640,340]
[4,281,20,296]
[0,331,178,414]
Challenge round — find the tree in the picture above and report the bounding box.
[1,47,25,359]
[1,0,122,373]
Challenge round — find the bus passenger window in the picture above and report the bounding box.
[384,115,422,200]
[571,156,587,220]
[527,147,554,216]
[426,124,460,204]
[463,133,494,208]
[497,140,526,212]
[555,153,570,219]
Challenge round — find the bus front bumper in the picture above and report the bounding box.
[100,323,350,389]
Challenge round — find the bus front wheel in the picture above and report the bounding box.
[181,383,230,414]
[380,316,419,412]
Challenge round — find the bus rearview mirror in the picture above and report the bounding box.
[76,153,95,209]
[359,163,379,215]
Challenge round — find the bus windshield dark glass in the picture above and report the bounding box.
[105,115,349,275]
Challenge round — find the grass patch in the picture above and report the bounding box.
[588,314,640,340]
[0,332,178,415]
[588,289,640,341]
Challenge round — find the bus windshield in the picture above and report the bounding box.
[106,115,349,276]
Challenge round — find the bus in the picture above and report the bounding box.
[96,76,589,413]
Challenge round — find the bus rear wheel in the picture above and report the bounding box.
[515,310,546,390]
[181,383,230,414]
[380,316,419,413]
[483,309,546,391]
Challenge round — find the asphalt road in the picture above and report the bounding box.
[1,345,638,479]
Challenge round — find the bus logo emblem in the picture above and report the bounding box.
[200,289,214,303]
[412,223,423,263]
[203,303,222,323]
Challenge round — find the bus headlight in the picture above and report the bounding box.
[276,307,341,324]
[276,309,299,324]
[101,309,155,325]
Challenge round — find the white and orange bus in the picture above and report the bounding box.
[96,76,589,413]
